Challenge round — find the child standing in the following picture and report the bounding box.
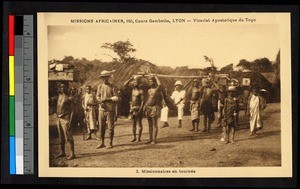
[222,86,239,143]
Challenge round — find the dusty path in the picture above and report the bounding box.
[49,103,281,167]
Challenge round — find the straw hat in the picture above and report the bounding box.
[100,70,114,77]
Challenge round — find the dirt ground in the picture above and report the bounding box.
[49,103,281,167]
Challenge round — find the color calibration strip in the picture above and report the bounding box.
[9,15,34,175]
[9,15,16,174]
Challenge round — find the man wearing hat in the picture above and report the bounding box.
[222,85,239,143]
[55,83,76,160]
[189,78,202,131]
[96,70,118,149]
[200,78,220,132]
[171,80,186,128]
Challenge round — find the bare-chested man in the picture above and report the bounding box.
[200,78,220,132]
[144,74,164,144]
[189,79,202,131]
[55,83,76,160]
[124,76,145,142]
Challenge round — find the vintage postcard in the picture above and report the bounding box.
[38,12,292,177]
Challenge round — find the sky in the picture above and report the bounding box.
[48,24,279,69]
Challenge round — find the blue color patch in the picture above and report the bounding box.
[10,136,16,174]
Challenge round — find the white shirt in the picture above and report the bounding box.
[171,90,186,105]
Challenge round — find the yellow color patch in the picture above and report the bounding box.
[9,56,15,96]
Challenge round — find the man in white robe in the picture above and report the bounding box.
[249,88,267,135]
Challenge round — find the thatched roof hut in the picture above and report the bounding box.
[82,60,175,116]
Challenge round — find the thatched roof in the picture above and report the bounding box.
[82,60,175,94]
[261,72,277,84]
[229,71,273,91]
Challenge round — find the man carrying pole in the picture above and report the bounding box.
[201,78,220,132]
[189,79,202,131]
[124,75,145,142]
[144,74,165,144]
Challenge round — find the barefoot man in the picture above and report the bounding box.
[201,78,220,132]
[55,83,76,160]
[189,79,202,132]
[124,75,145,142]
[144,74,165,144]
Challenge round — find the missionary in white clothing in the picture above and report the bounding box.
[171,80,186,128]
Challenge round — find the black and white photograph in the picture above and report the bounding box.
[38,13,292,177]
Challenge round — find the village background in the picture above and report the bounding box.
[48,38,281,167]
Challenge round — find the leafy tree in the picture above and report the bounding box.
[61,56,75,64]
[236,58,273,72]
[202,66,217,74]
[220,63,233,74]
[252,57,273,72]
[236,59,251,70]
[101,40,136,63]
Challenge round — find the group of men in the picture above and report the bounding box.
[53,70,267,160]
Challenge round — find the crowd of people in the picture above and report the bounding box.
[51,70,267,160]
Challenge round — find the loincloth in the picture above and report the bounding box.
[145,105,160,118]
[130,106,143,119]
[190,101,200,121]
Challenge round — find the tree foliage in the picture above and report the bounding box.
[237,59,251,70]
[101,40,136,63]
[236,58,273,72]
[203,55,217,73]
[220,63,234,74]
